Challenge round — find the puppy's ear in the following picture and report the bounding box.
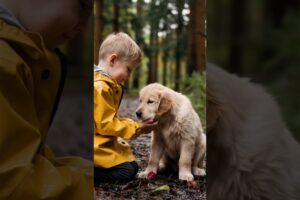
[157,92,172,116]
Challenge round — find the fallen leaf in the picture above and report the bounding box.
[152,184,170,193]
[187,180,198,189]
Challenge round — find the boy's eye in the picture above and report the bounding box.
[147,100,154,104]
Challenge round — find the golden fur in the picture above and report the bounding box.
[136,83,206,181]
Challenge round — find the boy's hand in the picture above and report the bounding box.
[140,119,158,134]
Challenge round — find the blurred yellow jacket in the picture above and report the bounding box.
[0,20,93,199]
[94,72,142,168]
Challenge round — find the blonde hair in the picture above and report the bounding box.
[99,32,142,63]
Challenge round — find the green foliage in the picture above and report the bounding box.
[101,0,193,89]
[261,12,300,139]
[182,72,206,126]
[207,1,300,140]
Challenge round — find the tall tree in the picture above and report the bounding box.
[228,0,246,74]
[147,1,159,84]
[174,0,185,91]
[113,1,119,32]
[162,35,170,85]
[187,0,206,74]
[94,0,103,64]
[132,0,143,89]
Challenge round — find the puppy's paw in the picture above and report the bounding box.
[192,167,206,176]
[179,171,194,181]
[158,161,166,172]
[138,169,157,179]
[137,171,149,179]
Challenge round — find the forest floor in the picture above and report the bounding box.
[95,96,207,200]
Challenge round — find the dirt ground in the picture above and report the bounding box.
[95,96,207,200]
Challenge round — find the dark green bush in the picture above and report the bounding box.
[182,72,206,127]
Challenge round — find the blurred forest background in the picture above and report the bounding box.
[94,0,206,120]
[207,0,300,141]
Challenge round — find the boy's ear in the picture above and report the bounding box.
[109,54,117,66]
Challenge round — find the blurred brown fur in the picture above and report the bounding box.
[207,64,300,200]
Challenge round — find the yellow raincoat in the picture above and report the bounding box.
[94,72,142,168]
[0,20,93,199]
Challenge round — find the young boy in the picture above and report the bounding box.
[0,0,94,199]
[94,32,157,184]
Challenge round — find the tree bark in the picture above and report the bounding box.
[113,2,119,32]
[162,36,169,86]
[94,0,103,65]
[228,0,245,74]
[187,0,206,75]
[147,28,158,84]
[175,0,184,91]
[132,0,143,89]
[147,2,158,84]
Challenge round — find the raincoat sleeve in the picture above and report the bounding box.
[0,61,93,199]
[94,83,142,140]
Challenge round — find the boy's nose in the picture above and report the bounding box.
[136,111,142,118]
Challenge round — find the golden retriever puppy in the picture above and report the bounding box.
[136,83,206,181]
[207,64,300,200]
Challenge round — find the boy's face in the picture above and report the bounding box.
[107,54,139,85]
[22,0,92,49]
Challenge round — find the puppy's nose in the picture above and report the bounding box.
[136,111,142,118]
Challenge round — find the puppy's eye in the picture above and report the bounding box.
[147,100,154,104]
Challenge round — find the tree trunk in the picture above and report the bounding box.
[132,0,143,89]
[187,0,206,75]
[153,33,158,82]
[175,0,184,91]
[113,2,119,32]
[147,28,157,84]
[147,2,158,84]
[162,36,169,86]
[195,0,206,72]
[228,0,245,74]
[94,0,103,65]
[186,0,196,76]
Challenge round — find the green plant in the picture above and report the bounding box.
[182,72,206,126]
